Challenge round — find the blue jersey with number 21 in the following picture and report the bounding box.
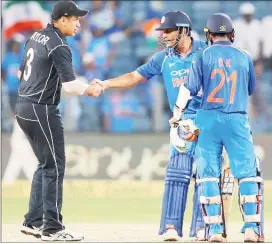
[186,40,256,113]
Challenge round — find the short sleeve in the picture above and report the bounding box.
[185,51,203,96]
[136,51,165,80]
[49,46,76,83]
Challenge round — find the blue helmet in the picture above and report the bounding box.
[204,13,235,43]
[204,13,234,34]
[156,11,192,31]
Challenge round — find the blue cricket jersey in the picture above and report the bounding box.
[136,39,206,114]
[186,40,256,113]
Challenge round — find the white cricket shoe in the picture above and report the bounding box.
[41,230,84,241]
[21,223,43,238]
[163,228,180,241]
[195,229,206,241]
[244,228,258,243]
[208,234,224,242]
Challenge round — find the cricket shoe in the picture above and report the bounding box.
[41,230,84,241]
[21,223,43,238]
[208,234,224,242]
[163,228,180,241]
[244,228,258,243]
[257,235,265,242]
[195,229,207,241]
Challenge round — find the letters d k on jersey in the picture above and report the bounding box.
[186,40,256,113]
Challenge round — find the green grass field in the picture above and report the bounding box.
[2,180,271,224]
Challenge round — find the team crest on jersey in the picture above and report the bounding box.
[220,25,226,31]
[161,16,165,23]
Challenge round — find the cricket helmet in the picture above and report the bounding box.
[156,11,192,31]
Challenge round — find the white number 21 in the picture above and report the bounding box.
[23,48,34,81]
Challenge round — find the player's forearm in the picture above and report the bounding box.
[104,72,144,89]
[173,84,191,120]
[17,70,22,80]
[62,80,89,95]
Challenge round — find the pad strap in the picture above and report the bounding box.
[239,177,263,184]
[203,215,223,224]
[240,194,263,204]
[200,196,222,204]
[196,178,219,184]
[244,214,261,223]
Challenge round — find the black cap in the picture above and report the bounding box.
[156,11,192,31]
[51,1,89,21]
[204,13,233,34]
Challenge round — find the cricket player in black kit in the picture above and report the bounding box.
[16,1,102,241]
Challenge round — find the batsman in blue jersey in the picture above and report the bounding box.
[173,13,264,242]
[92,11,206,241]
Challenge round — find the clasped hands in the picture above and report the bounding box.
[84,79,107,97]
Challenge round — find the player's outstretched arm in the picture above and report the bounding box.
[17,70,22,80]
[62,80,103,97]
[91,71,146,92]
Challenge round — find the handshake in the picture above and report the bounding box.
[85,79,107,97]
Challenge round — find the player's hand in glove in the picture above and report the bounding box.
[169,116,180,127]
[176,119,200,142]
[170,119,199,152]
[179,120,199,142]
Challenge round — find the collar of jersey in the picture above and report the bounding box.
[168,37,198,57]
[212,40,232,46]
[47,23,65,39]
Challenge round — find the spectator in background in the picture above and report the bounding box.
[86,25,113,78]
[78,53,104,132]
[233,2,263,64]
[105,1,126,35]
[102,88,150,133]
[90,1,116,35]
[77,13,93,57]
[233,2,264,125]
[1,67,12,131]
[66,35,82,74]
[191,30,200,40]
[249,56,272,133]
[261,8,272,70]
[134,58,154,121]
[87,0,134,77]
[2,34,24,114]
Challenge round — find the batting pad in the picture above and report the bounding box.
[159,152,193,237]
[200,180,224,236]
[190,176,205,237]
[239,180,260,235]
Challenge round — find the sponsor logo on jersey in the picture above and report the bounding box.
[171,69,190,87]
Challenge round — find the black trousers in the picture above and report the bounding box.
[15,100,65,234]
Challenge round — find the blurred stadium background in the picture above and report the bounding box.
[1,0,272,242]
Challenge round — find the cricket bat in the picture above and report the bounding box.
[221,166,235,237]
